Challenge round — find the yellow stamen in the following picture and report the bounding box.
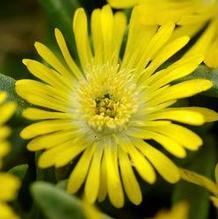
[75,64,139,133]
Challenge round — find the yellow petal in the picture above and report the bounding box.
[116,135,156,184]
[135,3,191,25]
[136,22,175,72]
[108,0,137,8]
[170,23,204,41]
[128,129,186,158]
[146,55,203,90]
[0,126,11,140]
[82,200,103,219]
[127,138,156,183]
[16,80,69,112]
[210,196,218,208]
[185,20,217,58]
[0,141,10,158]
[85,146,103,203]
[171,107,218,123]
[0,102,16,125]
[27,131,75,151]
[112,12,127,63]
[205,38,218,68]
[100,5,114,63]
[0,202,20,219]
[150,79,212,104]
[122,6,157,69]
[180,168,218,195]
[0,92,7,103]
[97,151,108,202]
[148,108,205,126]
[154,202,189,219]
[54,28,82,79]
[38,144,70,168]
[54,140,87,168]
[133,139,180,183]
[142,36,190,79]
[16,79,69,104]
[20,120,73,139]
[73,8,93,71]
[118,148,142,205]
[67,145,95,194]
[34,42,74,80]
[105,144,124,208]
[148,124,202,151]
[22,59,73,91]
[91,9,103,65]
[23,108,71,120]
[0,173,20,201]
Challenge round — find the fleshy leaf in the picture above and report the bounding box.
[0,73,28,118]
[9,164,28,180]
[173,135,217,219]
[31,182,113,219]
[182,65,218,98]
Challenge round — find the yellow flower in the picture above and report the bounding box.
[108,0,216,22]
[0,92,16,168]
[16,5,218,208]
[181,165,218,208]
[0,92,20,219]
[108,0,218,68]
[0,174,20,219]
[154,202,189,219]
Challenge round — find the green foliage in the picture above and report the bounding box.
[184,65,218,98]
[0,73,28,118]
[31,182,89,219]
[1,1,218,219]
[173,135,217,219]
[9,164,29,180]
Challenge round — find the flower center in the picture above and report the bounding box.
[95,93,117,118]
[75,64,139,134]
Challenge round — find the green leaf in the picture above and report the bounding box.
[183,65,218,97]
[56,179,67,190]
[8,164,33,219]
[38,0,80,55]
[173,135,217,219]
[0,73,28,118]
[8,164,28,180]
[31,182,113,219]
[31,182,88,219]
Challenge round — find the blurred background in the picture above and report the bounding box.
[1,1,218,219]
[0,0,43,79]
[0,0,107,79]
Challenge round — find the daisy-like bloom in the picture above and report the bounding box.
[108,0,218,68]
[16,5,218,208]
[108,0,216,19]
[154,202,189,219]
[181,165,218,208]
[0,92,20,219]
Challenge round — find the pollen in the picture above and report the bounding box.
[75,64,139,133]
[95,93,117,118]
